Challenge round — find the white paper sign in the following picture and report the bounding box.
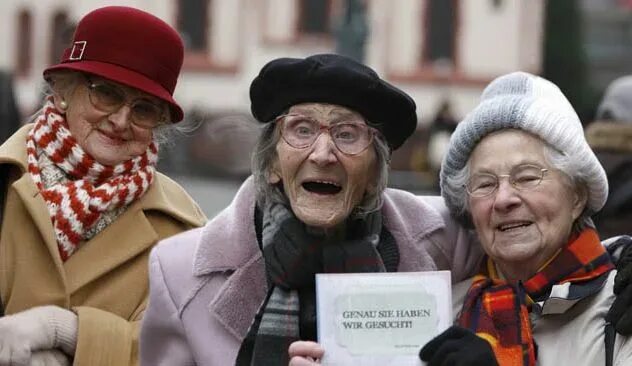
[316,271,451,366]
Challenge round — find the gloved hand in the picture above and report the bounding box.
[29,350,70,366]
[0,305,77,366]
[419,326,498,366]
[606,235,632,335]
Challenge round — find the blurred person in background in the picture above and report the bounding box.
[586,75,632,238]
[139,53,487,366]
[427,100,458,187]
[0,70,21,144]
[0,6,206,366]
[421,72,632,365]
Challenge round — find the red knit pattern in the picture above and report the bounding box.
[26,98,158,261]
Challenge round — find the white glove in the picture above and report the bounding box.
[0,306,77,366]
[29,350,70,366]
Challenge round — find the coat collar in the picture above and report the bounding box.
[192,177,448,340]
[193,176,259,275]
[192,177,265,340]
[1,124,207,294]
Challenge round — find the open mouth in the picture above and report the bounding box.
[302,180,342,195]
[497,221,532,232]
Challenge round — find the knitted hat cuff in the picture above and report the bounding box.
[440,72,608,217]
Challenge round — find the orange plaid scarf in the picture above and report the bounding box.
[458,229,614,366]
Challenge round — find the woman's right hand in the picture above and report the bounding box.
[288,341,324,365]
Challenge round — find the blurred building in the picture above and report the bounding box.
[0,0,545,182]
[582,0,632,92]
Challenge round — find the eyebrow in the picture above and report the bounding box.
[471,161,545,174]
[91,79,163,104]
[291,111,363,123]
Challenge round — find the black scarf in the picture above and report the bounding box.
[235,203,398,365]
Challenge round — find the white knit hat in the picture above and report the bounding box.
[440,71,608,218]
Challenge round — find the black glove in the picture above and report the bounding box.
[419,326,498,366]
[606,236,632,335]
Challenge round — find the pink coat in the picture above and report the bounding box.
[139,177,482,365]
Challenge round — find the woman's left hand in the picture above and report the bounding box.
[288,341,324,365]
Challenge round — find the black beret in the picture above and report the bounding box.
[249,54,418,150]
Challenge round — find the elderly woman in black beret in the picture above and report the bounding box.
[139,54,487,365]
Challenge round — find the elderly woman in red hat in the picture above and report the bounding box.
[0,6,206,366]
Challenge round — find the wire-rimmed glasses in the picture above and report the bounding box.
[466,164,549,197]
[85,77,167,129]
[275,113,378,155]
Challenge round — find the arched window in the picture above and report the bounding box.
[178,0,209,52]
[50,10,73,65]
[16,9,32,77]
[424,0,457,66]
[299,0,332,35]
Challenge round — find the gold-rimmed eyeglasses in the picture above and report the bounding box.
[85,76,167,129]
[465,164,549,197]
[275,113,379,156]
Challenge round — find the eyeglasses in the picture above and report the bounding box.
[466,164,549,197]
[275,113,378,155]
[85,77,167,129]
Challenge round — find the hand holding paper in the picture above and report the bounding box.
[288,341,324,365]
[316,271,452,365]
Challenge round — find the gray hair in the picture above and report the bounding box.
[251,122,391,218]
[444,142,593,235]
[40,70,182,147]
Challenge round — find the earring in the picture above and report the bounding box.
[59,100,68,111]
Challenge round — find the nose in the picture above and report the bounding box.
[308,133,338,166]
[492,179,522,212]
[107,104,133,131]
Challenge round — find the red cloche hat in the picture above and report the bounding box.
[44,6,185,122]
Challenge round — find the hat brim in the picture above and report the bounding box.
[44,61,184,122]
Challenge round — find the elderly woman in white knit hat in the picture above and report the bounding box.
[0,6,206,366]
[418,72,632,366]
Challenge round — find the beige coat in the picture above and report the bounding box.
[0,125,207,366]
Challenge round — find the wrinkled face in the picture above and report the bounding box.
[467,130,586,277]
[270,103,377,228]
[54,76,163,166]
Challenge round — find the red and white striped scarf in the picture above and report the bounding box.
[26,98,158,261]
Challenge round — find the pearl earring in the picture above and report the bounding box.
[59,100,68,111]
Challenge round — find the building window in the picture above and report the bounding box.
[178,0,209,52]
[299,0,332,35]
[16,9,32,77]
[424,0,457,66]
[50,11,73,65]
